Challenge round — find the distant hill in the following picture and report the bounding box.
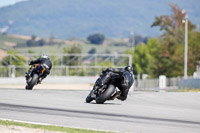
[0,0,199,39]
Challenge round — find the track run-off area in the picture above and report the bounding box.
[0,88,200,133]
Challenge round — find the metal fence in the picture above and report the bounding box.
[3,53,197,90]
[0,53,132,77]
[0,65,115,77]
[135,77,180,91]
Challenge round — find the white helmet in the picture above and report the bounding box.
[42,54,48,59]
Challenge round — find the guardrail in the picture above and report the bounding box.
[0,53,132,67]
[0,75,199,90]
[135,77,180,91]
[0,53,132,77]
[0,65,125,77]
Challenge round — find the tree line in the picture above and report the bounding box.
[126,4,200,78]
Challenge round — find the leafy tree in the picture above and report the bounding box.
[63,45,82,66]
[50,56,60,66]
[26,35,37,47]
[1,51,26,66]
[26,40,35,47]
[129,35,148,46]
[87,33,105,45]
[150,3,199,77]
[145,38,161,77]
[48,36,55,46]
[2,32,7,35]
[31,35,36,41]
[95,60,113,67]
[125,3,200,78]
[187,31,200,75]
[151,3,195,32]
[28,49,35,53]
[126,42,153,75]
[88,48,96,54]
[26,35,47,47]
[38,39,46,46]
[110,41,129,47]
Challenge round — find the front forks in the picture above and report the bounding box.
[90,89,97,99]
[90,85,103,99]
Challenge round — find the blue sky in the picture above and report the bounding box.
[0,0,27,7]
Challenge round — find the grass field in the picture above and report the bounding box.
[0,34,27,50]
[0,34,130,54]
[168,88,200,92]
[0,35,27,44]
[15,43,129,54]
[0,119,112,133]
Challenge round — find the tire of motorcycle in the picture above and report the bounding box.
[96,84,115,104]
[86,95,93,103]
[25,74,39,90]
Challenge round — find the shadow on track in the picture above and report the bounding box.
[87,102,121,105]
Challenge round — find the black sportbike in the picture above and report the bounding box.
[25,64,45,90]
[86,72,122,104]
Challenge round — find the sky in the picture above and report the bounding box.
[0,0,27,8]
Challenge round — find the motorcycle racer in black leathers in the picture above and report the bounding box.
[25,54,52,84]
[96,65,134,101]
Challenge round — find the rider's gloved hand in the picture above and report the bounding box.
[102,67,112,74]
[106,67,112,72]
[45,69,50,74]
[102,69,107,74]
[96,79,103,87]
[39,73,43,77]
[97,81,103,87]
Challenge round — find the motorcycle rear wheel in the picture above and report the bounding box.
[96,84,115,104]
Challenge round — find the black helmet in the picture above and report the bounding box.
[124,65,133,73]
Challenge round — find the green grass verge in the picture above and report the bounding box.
[0,119,113,133]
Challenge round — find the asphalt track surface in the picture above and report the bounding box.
[0,88,200,133]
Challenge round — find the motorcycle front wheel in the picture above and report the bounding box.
[25,73,39,90]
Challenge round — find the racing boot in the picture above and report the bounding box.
[108,91,121,100]
[38,77,42,84]
[25,72,30,80]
